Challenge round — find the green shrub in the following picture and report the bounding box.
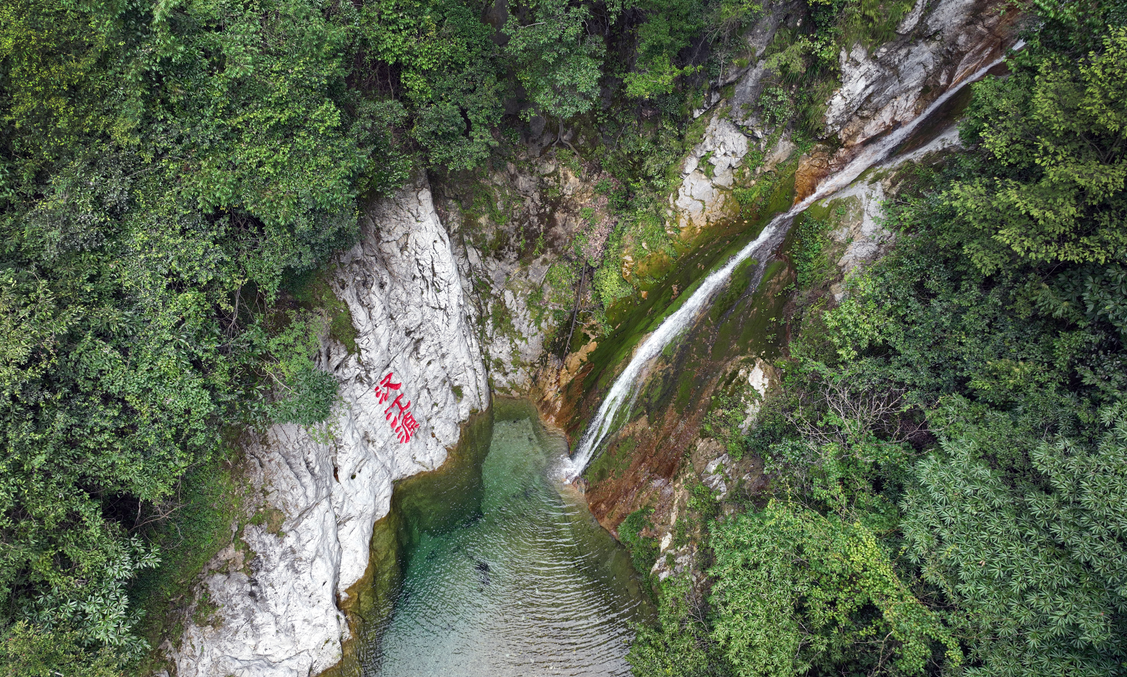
[618,508,660,577]
[594,262,635,306]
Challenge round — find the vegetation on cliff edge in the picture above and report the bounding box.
[0,0,916,671]
[629,6,1127,676]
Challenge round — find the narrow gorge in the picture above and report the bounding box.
[5,0,1122,675]
[164,0,1025,673]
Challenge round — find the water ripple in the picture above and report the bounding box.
[364,417,648,677]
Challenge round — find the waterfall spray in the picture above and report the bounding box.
[560,51,1014,481]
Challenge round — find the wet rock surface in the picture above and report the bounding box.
[583,0,1019,531]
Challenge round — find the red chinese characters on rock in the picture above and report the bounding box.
[375,372,421,443]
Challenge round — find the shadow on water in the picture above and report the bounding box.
[335,399,651,677]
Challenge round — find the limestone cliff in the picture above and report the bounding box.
[433,156,609,396]
[824,0,1017,149]
[164,0,1022,671]
[669,0,1018,244]
[574,0,1020,533]
[169,177,489,677]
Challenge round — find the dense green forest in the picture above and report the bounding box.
[1,0,1124,674]
[0,0,787,671]
[628,4,1127,676]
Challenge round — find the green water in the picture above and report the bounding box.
[362,409,649,676]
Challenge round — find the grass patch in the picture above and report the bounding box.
[250,506,286,537]
[673,366,699,413]
[840,0,917,50]
[586,435,639,484]
[128,448,244,674]
[732,161,798,225]
[190,588,222,629]
[791,210,837,289]
[466,181,512,231]
[285,266,360,355]
[489,295,518,343]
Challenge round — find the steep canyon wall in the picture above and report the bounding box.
[169,178,489,677]
[559,0,1021,535]
[168,0,1021,672]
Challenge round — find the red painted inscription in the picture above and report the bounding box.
[375,372,420,443]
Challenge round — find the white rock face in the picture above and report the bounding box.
[672,116,754,232]
[171,176,489,677]
[173,426,348,677]
[328,178,489,589]
[738,359,773,434]
[830,180,892,281]
[702,454,732,498]
[896,0,928,34]
[826,41,941,148]
[824,0,1014,148]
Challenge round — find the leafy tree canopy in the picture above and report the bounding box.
[951,26,1127,273]
[0,0,369,665]
[358,0,503,170]
[711,501,959,677]
[630,5,1127,677]
[504,0,613,119]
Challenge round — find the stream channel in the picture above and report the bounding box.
[356,400,651,676]
[343,53,1007,677]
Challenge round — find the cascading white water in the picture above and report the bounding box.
[561,50,1015,481]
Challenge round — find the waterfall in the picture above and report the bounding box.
[560,50,1015,481]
